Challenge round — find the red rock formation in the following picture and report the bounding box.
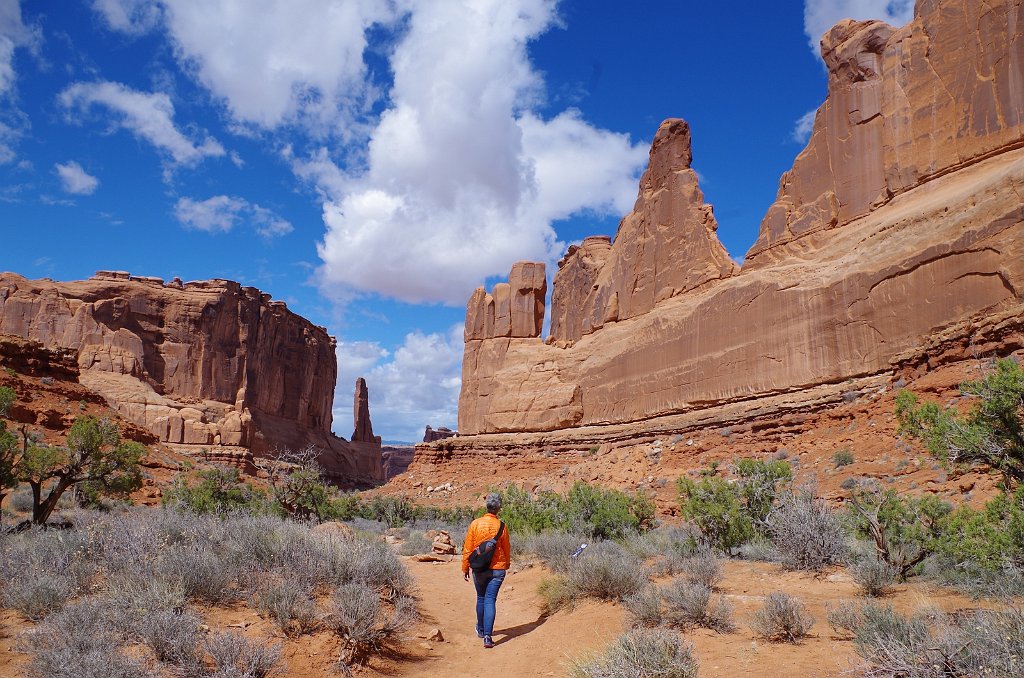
[423,425,456,443]
[352,377,380,445]
[0,272,383,483]
[747,1,1024,269]
[458,0,1024,440]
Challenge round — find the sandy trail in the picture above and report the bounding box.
[394,558,623,677]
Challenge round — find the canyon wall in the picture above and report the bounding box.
[0,271,383,483]
[458,0,1024,439]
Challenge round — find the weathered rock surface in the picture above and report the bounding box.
[0,272,383,483]
[747,1,1024,269]
[352,377,380,445]
[423,425,456,443]
[459,0,1024,439]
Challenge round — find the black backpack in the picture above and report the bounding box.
[468,521,505,573]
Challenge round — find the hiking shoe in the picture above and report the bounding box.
[475,625,484,638]
[483,635,494,649]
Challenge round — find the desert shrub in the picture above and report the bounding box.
[661,579,734,632]
[359,494,422,527]
[626,525,705,577]
[896,358,1024,486]
[569,628,698,678]
[734,457,792,529]
[623,586,663,628]
[538,574,574,615]
[161,466,272,516]
[3,573,78,621]
[249,572,319,636]
[496,482,655,538]
[153,542,238,603]
[833,449,855,467]
[20,599,145,678]
[566,541,647,601]
[349,516,389,535]
[398,531,434,556]
[850,555,899,597]
[134,607,203,668]
[522,530,589,573]
[205,631,284,678]
[682,547,723,589]
[828,601,1024,676]
[328,583,415,666]
[0,528,96,619]
[8,487,34,512]
[847,486,950,579]
[560,481,657,539]
[677,476,752,554]
[750,592,814,642]
[767,489,847,571]
[929,483,1024,577]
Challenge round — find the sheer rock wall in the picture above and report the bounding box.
[0,271,384,483]
[458,0,1024,438]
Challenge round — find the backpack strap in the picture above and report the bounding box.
[495,521,505,540]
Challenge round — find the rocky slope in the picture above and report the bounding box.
[0,272,383,483]
[456,0,1023,446]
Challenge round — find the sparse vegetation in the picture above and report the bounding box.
[751,591,814,642]
[0,508,411,674]
[570,628,699,678]
[828,601,1024,676]
[833,448,854,467]
[896,357,1024,486]
[766,489,847,571]
[847,486,950,580]
[661,579,735,632]
[495,481,656,539]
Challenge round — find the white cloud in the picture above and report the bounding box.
[791,108,818,144]
[803,0,914,53]
[59,81,225,165]
[91,0,161,35]
[174,194,293,238]
[96,0,395,131]
[334,325,463,443]
[89,1,649,306]
[0,0,38,96]
[313,0,648,305]
[54,161,100,194]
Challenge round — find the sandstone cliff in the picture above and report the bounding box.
[0,271,383,483]
[458,0,1024,440]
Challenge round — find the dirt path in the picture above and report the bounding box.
[392,558,623,677]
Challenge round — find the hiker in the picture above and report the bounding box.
[462,492,511,648]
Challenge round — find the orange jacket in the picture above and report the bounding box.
[461,513,511,574]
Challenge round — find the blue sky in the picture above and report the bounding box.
[0,0,914,443]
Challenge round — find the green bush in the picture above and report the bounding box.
[896,358,1024,486]
[734,458,792,528]
[846,487,950,579]
[677,476,752,554]
[161,466,273,516]
[833,449,855,468]
[494,482,655,539]
[929,485,1024,586]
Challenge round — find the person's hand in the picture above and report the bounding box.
[464,572,470,581]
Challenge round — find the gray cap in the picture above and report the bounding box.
[485,492,502,512]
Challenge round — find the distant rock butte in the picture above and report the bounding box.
[0,272,383,483]
[423,425,456,443]
[458,0,1024,439]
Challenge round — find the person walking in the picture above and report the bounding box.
[462,492,511,648]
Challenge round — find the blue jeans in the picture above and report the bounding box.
[473,569,506,636]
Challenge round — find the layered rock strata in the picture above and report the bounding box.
[459,0,1024,439]
[0,271,383,483]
